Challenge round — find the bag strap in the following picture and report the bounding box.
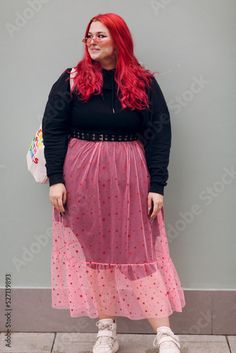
[69,67,77,91]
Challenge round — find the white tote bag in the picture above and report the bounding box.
[26,67,76,183]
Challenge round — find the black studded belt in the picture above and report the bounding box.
[70,129,138,141]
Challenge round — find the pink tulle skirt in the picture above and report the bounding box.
[51,136,186,319]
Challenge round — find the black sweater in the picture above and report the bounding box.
[42,67,171,195]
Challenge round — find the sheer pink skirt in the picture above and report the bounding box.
[51,136,186,319]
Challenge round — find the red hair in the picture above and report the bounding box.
[68,13,157,110]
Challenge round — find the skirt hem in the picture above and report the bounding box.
[51,301,186,320]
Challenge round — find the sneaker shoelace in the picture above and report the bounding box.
[95,322,115,348]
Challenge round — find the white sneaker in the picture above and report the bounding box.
[92,318,119,353]
[153,326,181,353]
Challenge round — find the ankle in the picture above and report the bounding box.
[98,317,116,323]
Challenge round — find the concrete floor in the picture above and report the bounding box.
[0,332,235,353]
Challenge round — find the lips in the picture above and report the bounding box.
[90,48,100,51]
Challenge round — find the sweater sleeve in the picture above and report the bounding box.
[42,68,72,186]
[142,76,172,195]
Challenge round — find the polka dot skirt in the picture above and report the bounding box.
[51,137,186,319]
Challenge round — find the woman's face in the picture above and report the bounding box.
[86,21,117,69]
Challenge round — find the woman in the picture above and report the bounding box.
[42,12,186,353]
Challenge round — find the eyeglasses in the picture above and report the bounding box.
[82,34,107,44]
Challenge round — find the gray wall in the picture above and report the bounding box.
[0,0,235,290]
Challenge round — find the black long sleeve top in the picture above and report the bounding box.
[42,67,171,195]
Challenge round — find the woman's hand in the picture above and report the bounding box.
[49,183,67,214]
[148,192,163,220]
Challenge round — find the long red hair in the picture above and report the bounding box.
[67,13,157,110]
